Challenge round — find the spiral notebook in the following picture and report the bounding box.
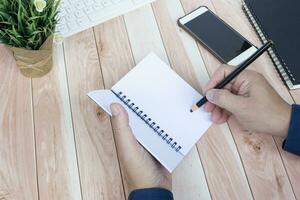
[242,0,300,89]
[88,53,212,172]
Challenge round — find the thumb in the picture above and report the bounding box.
[110,103,139,153]
[206,89,246,113]
[110,103,131,132]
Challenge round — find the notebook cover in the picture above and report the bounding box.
[244,0,300,88]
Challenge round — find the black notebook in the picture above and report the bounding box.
[242,0,300,89]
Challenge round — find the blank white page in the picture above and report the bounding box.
[112,53,211,156]
[87,90,184,172]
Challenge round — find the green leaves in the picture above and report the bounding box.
[0,0,60,50]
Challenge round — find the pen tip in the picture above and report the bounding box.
[190,104,199,112]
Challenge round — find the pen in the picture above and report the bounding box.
[191,40,274,112]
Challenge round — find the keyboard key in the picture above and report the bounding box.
[67,21,79,30]
[85,0,94,6]
[94,3,104,10]
[60,0,68,7]
[101,0,113,7]
[65,6,75,13]
[77,16,90,27]
[84,6,94,14]
[59,9,67,17]
[56,25,69,35]
[89,12,101,21]
[75,10,85,18]
[75,2,85,9]
[66,14,76,22]
[58,17,66,25]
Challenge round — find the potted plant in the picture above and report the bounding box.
[0,0,60,78]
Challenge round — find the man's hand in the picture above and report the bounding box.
[110,103,171,192]
[204,65,292,137]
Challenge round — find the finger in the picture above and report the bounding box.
[224,83,233,91]
[206,89,247,113]
[204,82,232,113]
[204,102,215,112]
[216,109,230,124]
[110,103,141,154]
[111,103,131,133]
[110,104,161,185]
[204,65,234,94]
[211,106,223,123]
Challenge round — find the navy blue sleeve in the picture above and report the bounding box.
[128,188,173,200]
[282,104,300,156]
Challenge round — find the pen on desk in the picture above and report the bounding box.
[191,40,274,112]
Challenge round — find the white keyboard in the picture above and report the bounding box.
[56,0,155,37]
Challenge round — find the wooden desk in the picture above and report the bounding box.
[0,0,299,199]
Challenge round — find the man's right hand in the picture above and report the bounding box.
[203,65,292,137]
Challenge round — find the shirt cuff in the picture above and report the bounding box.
[282,104,300,156]
[128,188,173,200]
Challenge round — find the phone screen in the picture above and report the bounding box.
[184,10,252,62]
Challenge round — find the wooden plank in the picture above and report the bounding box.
[123,5,211,199]
[124,5,169,64]
[273,136,300,199]
[180,0,296,199]
[93,17,134,89]
[152,2,201,91]
[210,1,299,199]
[228,118,295,200]
[93,16,135,197]
[278,90,300,198]
[197,125,254,200]
[151,0,253,199]
[31,43,82,200]
[223,0,300,197]
[63,29,125,200]
[224,3,300,197]
[0,45,38,200]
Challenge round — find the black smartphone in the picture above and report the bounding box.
[178,6,257,66]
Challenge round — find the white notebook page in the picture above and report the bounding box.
[112,53,211,156]
[88,89,184,172]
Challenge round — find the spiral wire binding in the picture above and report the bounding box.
[111,90,182,153]
[242,0,294,89]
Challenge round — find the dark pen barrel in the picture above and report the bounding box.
[196,96,208,107]
[191,40,273,111]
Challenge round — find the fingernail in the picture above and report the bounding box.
[206,90,215,102]
[111,104,120,116]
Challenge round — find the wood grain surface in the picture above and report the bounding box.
[0,46,38,200]
[0,0,299,199]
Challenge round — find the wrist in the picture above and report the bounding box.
[128,184,171,194]
[127,177,172,193]
[280,104,292,137]
[128,188,173,200]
